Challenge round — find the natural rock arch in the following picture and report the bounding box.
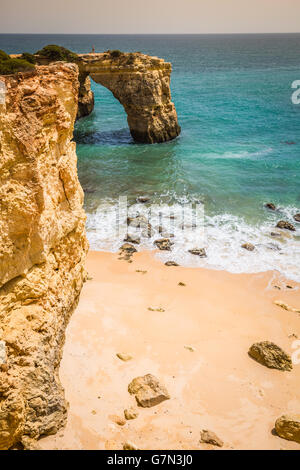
[78,52,181,144]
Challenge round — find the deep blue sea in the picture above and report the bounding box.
[1,34,300,279]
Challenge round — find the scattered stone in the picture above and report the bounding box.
[165,261,179,267]
[124,408,139,420]
[270,232,281,238]
[200,430,223,447]
[184,345,195,352]
[124,234,140,244]
[274,285,281,290]
[188,248,207,258]
[111,415,126,426]
[123,441,138,450]
[248,341,292,371]
[136,269,147,274]
[116,353,133,362]
[127,215,148,227]
[148,307,165,312]
[276,220,296,231]
[120,243,137,253]
[294,214,300,223]
[91,410,97,415]
[137,196,150,203]
[178,282,186,287]
[154,238,173,251]
[128,374,170,408]
[274,300,300,314]
[275,414,300,444]
[286,285,293,289]
[265,203,276,211]
[241,243,255,251]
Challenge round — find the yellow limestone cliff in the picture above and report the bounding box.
[0,63,88,449]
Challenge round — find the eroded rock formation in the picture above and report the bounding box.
[77,72,94,120]
[0,63,88,449]
[79,52,181,143]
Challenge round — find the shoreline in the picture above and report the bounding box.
[39,249,300,450]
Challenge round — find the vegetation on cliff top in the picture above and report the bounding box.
[36,45,79,62]
[0,49,35,75]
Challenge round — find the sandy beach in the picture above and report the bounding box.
[37,250,300,450]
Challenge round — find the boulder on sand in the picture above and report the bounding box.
[200,429,223,447]
[276,220,296,231]
[241,243,255,251]
[154,238,173,251]
[128,374,170,408]
[188,248,207,258]
[275,414,300,444]
[248,341,292,371]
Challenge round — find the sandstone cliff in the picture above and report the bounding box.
[0,63,88,449]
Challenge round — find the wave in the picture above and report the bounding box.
[85,198,300,282]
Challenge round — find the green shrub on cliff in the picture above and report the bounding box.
[0,50,35,75]
[21,52,36,64]
[36,45,79,62]
[110,50,123,59]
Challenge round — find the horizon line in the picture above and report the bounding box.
[1,32,300,35]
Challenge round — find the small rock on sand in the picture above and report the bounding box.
[276,220,296,231]
[111,415,126,426]
[165,261,179,266]
[248,341,292,371]
[275,414,300,444]
[128,374,170,408]
[188,248,207,258]
[120,243,137,253]
[178,282,186,286]
[116,353,133,362]
[241,243,255,251]
[148,307,165,312]
[123,441,138,450]
[124,408,139,420]
[184,345,195,352]
[200,430,223,447]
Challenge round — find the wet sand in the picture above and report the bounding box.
[40,250,300,450]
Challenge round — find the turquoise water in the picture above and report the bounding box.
[1,34,300,279]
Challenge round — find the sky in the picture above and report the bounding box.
[1,0,300,34]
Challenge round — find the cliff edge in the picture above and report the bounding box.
[0,63,88,449]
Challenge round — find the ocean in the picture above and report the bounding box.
[1,34,300,280]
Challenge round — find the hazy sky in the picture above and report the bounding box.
[1,0,300,34]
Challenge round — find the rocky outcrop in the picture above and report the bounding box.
[79,52,181,143]
[77,72,94,120]
[0,64,88,449]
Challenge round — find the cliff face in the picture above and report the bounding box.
[77,73,94,120]
[79,52,181,144]
[0,64,88,449]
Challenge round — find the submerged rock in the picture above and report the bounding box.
[248,341,292,371]
[275,414,300,444]
[241,243,255,251]
[265,203,276,211]
[200,430,223,447]
[188,248,207,258]
[136,196,150,203]
[124,234,140,244]
[294,213,300,223]
[128,374,170,408]
[276,220,296,231]
[154,238,173,251]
